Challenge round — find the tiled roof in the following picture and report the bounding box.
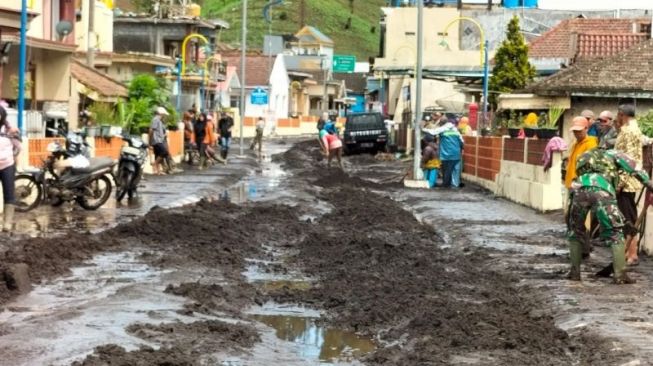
[220,54,272,87]
[526,38,653,95]
[576,33,649,58]
[528,18,650,59]
[70,60,128,98]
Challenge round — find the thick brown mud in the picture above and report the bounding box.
[0,140,631,365]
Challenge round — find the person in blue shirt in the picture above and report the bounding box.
[424,118,464,187]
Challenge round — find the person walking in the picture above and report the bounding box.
[567,148,652,284]
[193,112,208,169]
[149,106,170,175]
[421,134,440,188]
[564,117,598,188]
[218,112,234,160]
[0,105,21,232]
[250,116,265,152]
[614,104,643,265]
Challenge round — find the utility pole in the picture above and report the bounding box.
[322,57,328,112]
[17,0,27,134]
[412,0,424,181]
[239,0,247,156]
[300,0,305,27]
[86,0,95,67]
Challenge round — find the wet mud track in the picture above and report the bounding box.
[0,140,637,365]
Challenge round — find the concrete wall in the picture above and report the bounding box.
[106,62,156,84]
[460,8,651,51]
[75,0,114,53]
[376,7,484,69]
[34,49,71,101]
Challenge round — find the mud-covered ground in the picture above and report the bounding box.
[0,140,631,365]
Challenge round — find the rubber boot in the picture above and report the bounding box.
[567,240,582,281]
[198,156,206,170]
[612,243,636,284]
[2,204,14,232]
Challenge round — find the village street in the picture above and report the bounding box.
[0,139,648,365]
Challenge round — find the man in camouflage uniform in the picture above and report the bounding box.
[567,148,652,284]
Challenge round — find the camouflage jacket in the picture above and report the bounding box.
[574,149,650,196]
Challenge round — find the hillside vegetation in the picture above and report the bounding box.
[203,0,385,60]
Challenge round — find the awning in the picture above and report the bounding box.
[71,60,127,103]
[497,93,571,111]
[1,34,76,53]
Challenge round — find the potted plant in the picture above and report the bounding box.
[88,102,119,138]
[536,106,565,139]
[506,110,521,138]
[521,112,537,138]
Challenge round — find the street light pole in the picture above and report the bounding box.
[412,1,424,181]
[482,39,489,129]
[17,0,27,134]
[239,0,247,156]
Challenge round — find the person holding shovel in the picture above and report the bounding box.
[567,147,653,284]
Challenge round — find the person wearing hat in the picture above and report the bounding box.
[421,133,440,188]
[591,110,617,149]
[564,116,598,189]
[149,106,170,175]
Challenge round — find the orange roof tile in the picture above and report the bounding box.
[220,54,272,88]
[70,60,128,98]
[528,18,650,59]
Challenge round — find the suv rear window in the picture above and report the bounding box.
[347,114,383,130]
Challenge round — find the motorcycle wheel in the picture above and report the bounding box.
[77,175,112,210]
[14,174,43,212]
[115,170,133,202]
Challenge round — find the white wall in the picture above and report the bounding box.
[538,0,653,10]
[269,55,290,120]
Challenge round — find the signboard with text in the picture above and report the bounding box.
[333,54,356,73]
[250,87,268,105]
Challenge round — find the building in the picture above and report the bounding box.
[111,14,229,112]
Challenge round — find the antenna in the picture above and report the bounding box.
[55,20,73,40]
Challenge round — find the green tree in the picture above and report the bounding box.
[124,74,177,133]
[489,16,536,104]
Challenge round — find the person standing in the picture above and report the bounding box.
[0,106,21,232]
[614,104,643,265]
[193,112,208,169]
[421,134,440,188]
[595,110,617,150]
[433,118,464,188]
[250,116,265,152]
[218,112,234,160]
[564,117,598,189]
[149,106,170,175]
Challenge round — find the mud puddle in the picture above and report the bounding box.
[0,251,209,365]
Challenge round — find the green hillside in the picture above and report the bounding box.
[202,0,385,60]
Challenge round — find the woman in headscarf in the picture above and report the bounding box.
[0,105,21,231]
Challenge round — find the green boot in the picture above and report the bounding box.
[567,240,582,281]
[612,243,636,284]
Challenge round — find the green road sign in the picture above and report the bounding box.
[333,54,356,73]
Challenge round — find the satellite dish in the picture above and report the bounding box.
[55,21,73,39]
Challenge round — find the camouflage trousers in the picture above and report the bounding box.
[567,187,625,247]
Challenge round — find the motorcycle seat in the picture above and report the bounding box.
[71,157,115,174]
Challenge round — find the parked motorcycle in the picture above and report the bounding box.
[14,130,115,212]
[115,134,148,202]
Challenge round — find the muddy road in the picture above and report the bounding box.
[0,139,637,365]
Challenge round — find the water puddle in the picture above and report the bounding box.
[245,302,376,365]
[251,314,376,363]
